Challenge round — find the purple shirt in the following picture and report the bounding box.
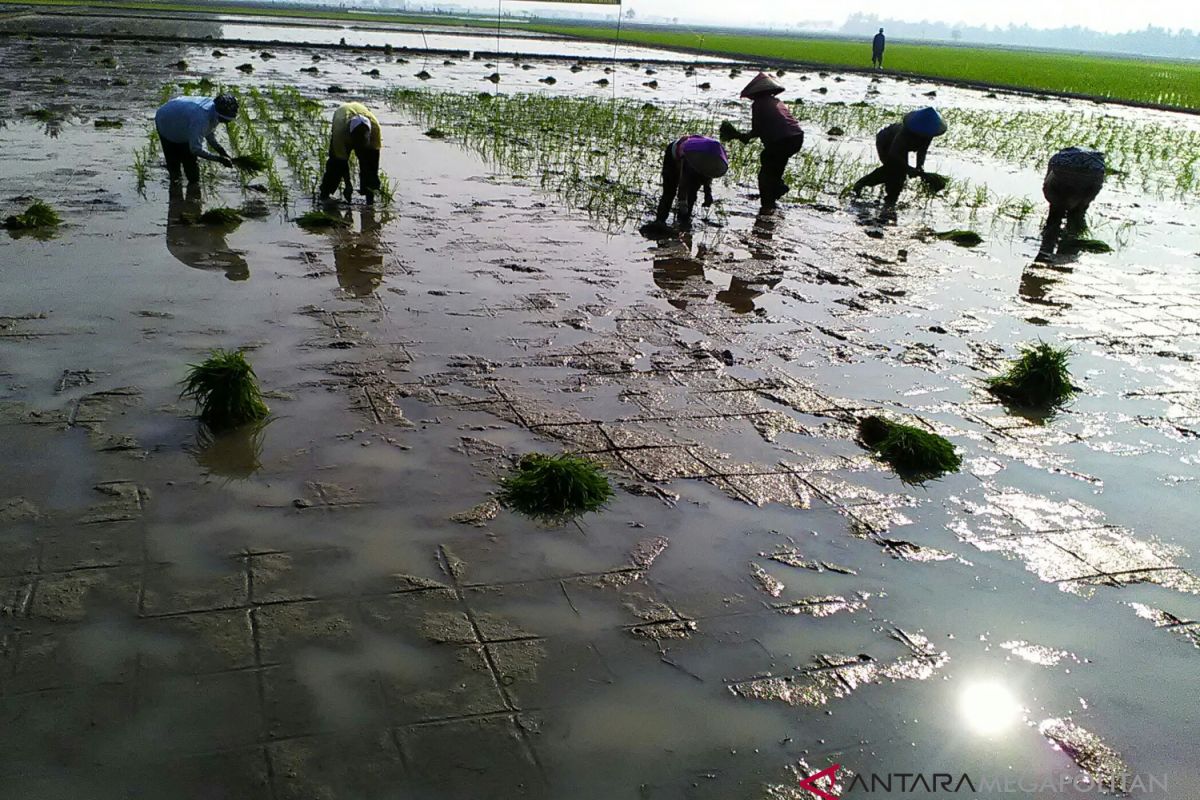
[750,96,804,144]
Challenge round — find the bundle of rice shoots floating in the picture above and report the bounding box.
[231,154,271,173]
[935,229,983,247]
[296,210,348,230]
[918,172,949,193]
[197,207,244,226]
[180,349,270,431]
[498,453,614,524]
[857,415,961,480]
[4,199,61,230]
[1062,237,1111,254]
[986,342,1076,409]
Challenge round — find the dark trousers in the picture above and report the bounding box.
[1040,168,1104,251]
[320,147,382,202]
[872,52,884,69]
[759,133,804,209]
[655,145,703,224]
[159,132,199,184]
[854,163,908,204]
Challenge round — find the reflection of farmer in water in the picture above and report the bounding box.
[872,28,886,69]
[319,102,382,205]
[652,253,775,315]
[333,208,385,297]
[1039,147,1106,254]
[732,73,806,211]
[852,107,947,206]
[154,94,238,185]
[166,183,249,281]
[654,135,729,228]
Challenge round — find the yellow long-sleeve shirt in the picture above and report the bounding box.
[329,103,382,160]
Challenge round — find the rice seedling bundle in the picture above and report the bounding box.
[986,343,1076,408]
[197,207,244,226]
[857,415,961,479]
[180,349,270,430]
[4,199,61,230]
[499,453,614,524]
[296,210,348,230]
[935,229,983,247]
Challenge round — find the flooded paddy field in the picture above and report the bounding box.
[2,13,1199,799]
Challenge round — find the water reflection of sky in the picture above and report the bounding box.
[217,22,727,62]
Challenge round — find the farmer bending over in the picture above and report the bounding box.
[655,135,729,228]
[1040,147,1106,251]
[733,74,805,211]
[154,94,238,184]
[852,107,946,205]
[320,102,382,205]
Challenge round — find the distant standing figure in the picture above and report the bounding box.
[154,94,238,184]
[736,73,806,211]
[655,135,729,228]
[1041,147,1106,248]
[872,28,886,69]
[319,102,382,205]
[851,107,947,206]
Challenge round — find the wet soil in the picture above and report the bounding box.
[1,13,1199,800]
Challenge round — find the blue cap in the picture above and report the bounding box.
[903,107,947,137]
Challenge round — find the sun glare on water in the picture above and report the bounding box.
[959,680,1023,736]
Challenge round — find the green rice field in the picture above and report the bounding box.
[528,23,1200,111]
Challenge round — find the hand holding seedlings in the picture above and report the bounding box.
[738,73,806,211]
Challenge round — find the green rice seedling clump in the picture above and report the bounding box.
[935,229,983,247]
[94,118,123,129]
[858,415,961,479]
[296,210,348,230]
[918,172,950,193]
[719,120,743,142]
[232,154,271,173]
[197,207,244,226]
[5,199,62,230]
[425,128,448,139]
[1062,237,1112,253]
[499,453,614,523]
[986,342,1076,408]
[180,349,270,430]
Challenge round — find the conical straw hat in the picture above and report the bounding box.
[740,72,785,98]
[902,107,947,137]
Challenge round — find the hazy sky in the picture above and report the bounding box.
[500,0,1200,33]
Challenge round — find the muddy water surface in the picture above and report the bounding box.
[1,16,1199,800]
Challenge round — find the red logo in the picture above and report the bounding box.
[799,763,842,800]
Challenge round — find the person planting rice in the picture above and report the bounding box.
[319,102,382,205]
[730,73,805,211]
[851,107,947,206]
[154,93,238,184]
[654,135,729,228]
[1040,147,1106,251]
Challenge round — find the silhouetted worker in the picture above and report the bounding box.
[1040,147,1106,252]
[872,28,886,69]
[320,102,382,205]
[166,183,249,281]
[654,135,729,228]
[851,107,947,205]
[154,93,238,184]
[736,73,806,211]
